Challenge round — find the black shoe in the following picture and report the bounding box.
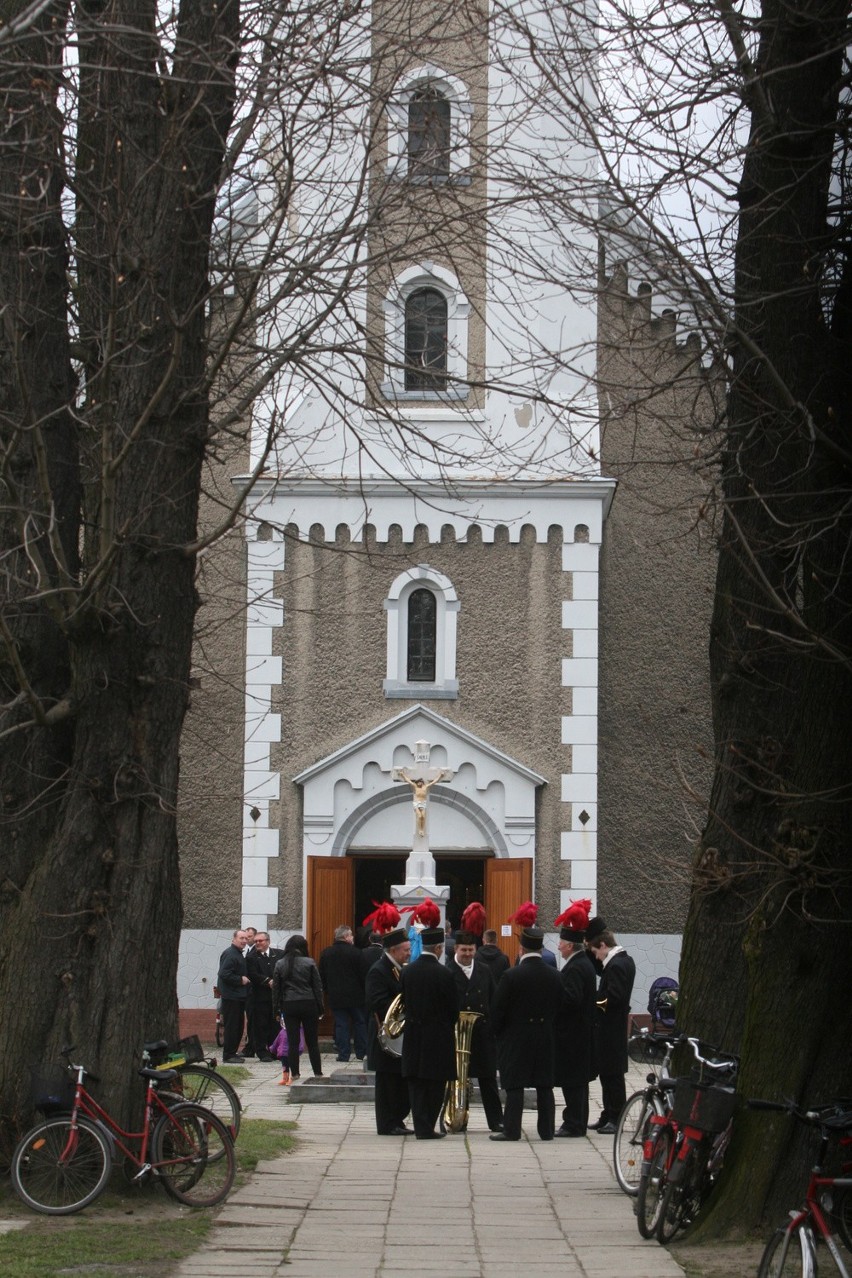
[382,1125,413,1136]
[555,1129,585,1137]
[223,1055,245,1063]
[587,1116,607,1130]
[489,1132,520,1141]
[416,1131,446,1139]
[596,1122,617,1135]
[489,1124,504,1133]
[242,1050,256,1058]
[257,1053,275,1062]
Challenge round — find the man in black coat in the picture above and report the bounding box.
[319,925,367,1062]
[490,926,563,1142]
[401,927,459,1139]
[474,929,510,984]
[451,930,503,1132]
[554,922,596,1136]
[586,922,636,1134]
[246,931,283,1060]
[217,928,250,1062]
[365,929,414,1135]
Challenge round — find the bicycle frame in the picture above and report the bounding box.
[780,1172,852,1277]
[61,1065,194,1179]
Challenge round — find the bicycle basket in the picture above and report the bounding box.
[672,1077,737,1132]
[31,1064,76,1113]
[628,1034,669,1066]
[149,1034,205,1069]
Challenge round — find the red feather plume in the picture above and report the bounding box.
[412,899,441,927]
[362,900,401,933]
[508,901,538,927]
[460,901,486,937]
[553,898,592,930]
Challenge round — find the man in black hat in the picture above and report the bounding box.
[400,927,459,1139]
[586,921,636,1134]
[490,926,563,1141]
[365,928,414,1135]
[450,930,504,1132]
[554,915,597,1136]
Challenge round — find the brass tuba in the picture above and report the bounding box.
[378,993,405,1056]
[441,1011,482,1133]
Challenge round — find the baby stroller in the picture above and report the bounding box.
[648,976,679,1032]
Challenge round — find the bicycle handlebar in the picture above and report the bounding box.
[686,1036,739,1072]
[747,1098,852,1129]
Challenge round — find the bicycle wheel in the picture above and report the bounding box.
[614,1090,664,1196]
[174,1065,241,1143]
[834,1184,852,1250]
[11,1115,112,1215]
[636,1125,673,1239]
[757,1223,816,1278]
[658,1144,699,1243]
[152,1102,235,1207]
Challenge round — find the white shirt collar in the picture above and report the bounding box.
[602,944,624,968]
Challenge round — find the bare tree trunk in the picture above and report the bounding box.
[0,0,238,1138]
[679,0,852,1232]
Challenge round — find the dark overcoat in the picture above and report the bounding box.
[365,953,405,1075]
[554,949,597,1087]
[474,944,510,984]
[491,954,563,1088]
[450,960,498,1077]
[400,954,459,1081]
[318,940,365,1007]
[596,949,636,1075]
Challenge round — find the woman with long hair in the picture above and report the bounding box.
[272,935,325,1081]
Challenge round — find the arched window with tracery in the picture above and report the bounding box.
[404,288,448,390]
[384,567,459,699]
[407,86,451,178]
[407,588,437,681]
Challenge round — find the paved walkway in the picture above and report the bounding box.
[172,1055,685,1278]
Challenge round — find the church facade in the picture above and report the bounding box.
[176,0,716,1017]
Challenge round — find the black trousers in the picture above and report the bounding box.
[407,1077,447,1138]
[252,995,277,1058]
[374,1071,410,1134]
[476,1074,504,1131]
[560,1082,590,1134]
[600,1071,627,1125]
[283,1001,323,1077]
[503,1086,555,1141]
[221,997,247,1059]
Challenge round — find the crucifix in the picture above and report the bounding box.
[391,739,454,889]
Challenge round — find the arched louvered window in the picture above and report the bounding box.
[404,288,448,390]
[407,86,451,178]
[407,588,437,682]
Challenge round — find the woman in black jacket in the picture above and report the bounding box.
[273,935,325,1081]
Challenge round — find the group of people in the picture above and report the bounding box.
[218,902,637,1143]
[365,903,636,1142]
[217,923,383,1083]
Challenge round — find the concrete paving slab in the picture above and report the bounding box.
[168,1054,685,1278]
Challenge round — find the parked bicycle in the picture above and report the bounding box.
[142,1035,241,1148]
[749,1098,852,1278]
[613,1028,681,1196]
[11,1046,236,1215]
[635,1036,738,1242]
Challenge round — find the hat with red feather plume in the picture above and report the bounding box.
[400,899,441,928]
[362,900,401,934]
[508,901,538,928]
[460,901,486,938]
[554,897,592,942]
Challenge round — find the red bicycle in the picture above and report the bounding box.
[750,1098,852,1277]
[11,1046,236,1215]
[635,1036,738,1241]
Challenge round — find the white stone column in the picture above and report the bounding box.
[560,535,600,913]
[241,528,286,927]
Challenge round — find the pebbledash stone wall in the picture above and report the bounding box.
[597,264,719,937]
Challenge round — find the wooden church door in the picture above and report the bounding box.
[306,856,353,1036]
[485,857,533,960]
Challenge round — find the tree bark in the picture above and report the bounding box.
[0,0,238,1137]
[679,0,852,1233]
